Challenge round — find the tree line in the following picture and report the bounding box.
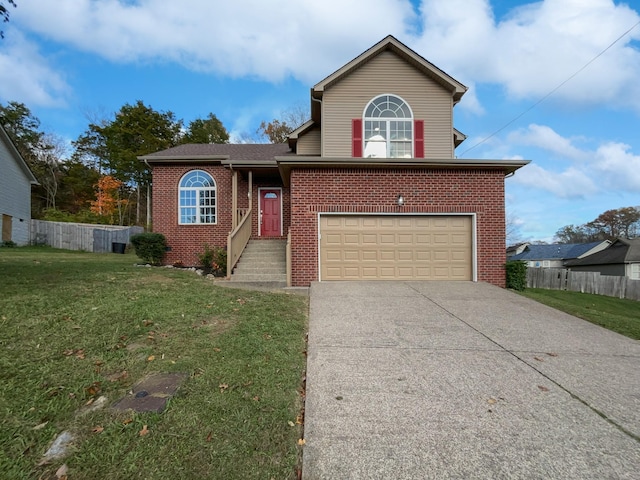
[554,207,640,243]
[1,100,302,227]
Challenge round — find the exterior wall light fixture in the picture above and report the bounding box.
[397,194,405,206]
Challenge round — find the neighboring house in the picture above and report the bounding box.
[0,124,38,245]
[506,242,530,258]
[565,238,640,279]
[142,36,529,287]
[509,241,611,268]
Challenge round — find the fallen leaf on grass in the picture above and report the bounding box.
[213,348,221,352]
[219,383,229,393]
[123,418,133,425]
[107,370,128,382]
[236,298,246,305]
[91,426,104,434]
[297,438,305,446]
[206,431,213,442]
[55,464,68,479]
[147,355,155,362]
[33,422,48,431]
[143,320,154,327]
[252,396,260,402]
[288,421,295,427]
[85,382,102,397]
[538,385,550,392]
[139,425,149,436]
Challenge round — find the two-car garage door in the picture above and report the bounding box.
[319,215,473,281]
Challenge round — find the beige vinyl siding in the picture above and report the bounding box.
[321,51,454,159]
[297,128,321,156]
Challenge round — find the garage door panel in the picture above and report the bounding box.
[320,215,472,281]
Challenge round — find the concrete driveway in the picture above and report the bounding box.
[302,281,640,479]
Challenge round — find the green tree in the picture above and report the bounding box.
[0,101,43,163]
[182,113,229,144]
[73,100,183,225]
[1,0,16,39]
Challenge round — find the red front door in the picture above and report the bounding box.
[260,189,281,236]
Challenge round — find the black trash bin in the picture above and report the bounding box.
[112,242,127,254]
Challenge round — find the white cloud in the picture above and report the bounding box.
[0,29,70,107]
[508,124,588,161]
[593,142,640,191]
[413,0,640,112]
[508,125,640,197]
[8,0,640,114]
[513,163,598,198]
[13,0,413,84]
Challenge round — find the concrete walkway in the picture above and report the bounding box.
[302,281,640,479]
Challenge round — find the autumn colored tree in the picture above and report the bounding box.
[91,175,129,225]
[257,104,308,143]
[555,206,640,242]
[74,100,183,225]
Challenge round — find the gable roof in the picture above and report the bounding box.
[140,143,293,165]
[566,238,640,267]
[0,124,38,185]
[510,242,607,262]
[312,35,467,103]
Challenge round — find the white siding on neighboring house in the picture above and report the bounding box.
[321,51,454,159]
[0,127,37,245]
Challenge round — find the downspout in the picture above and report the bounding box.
[143,159,152,231]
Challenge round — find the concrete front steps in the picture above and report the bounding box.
[229,239,287,286]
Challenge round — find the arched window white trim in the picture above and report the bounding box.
[363,94,414,158]
[178,170,216,224]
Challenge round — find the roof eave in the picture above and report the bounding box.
[275,156,530,187]
[139,154,229,164]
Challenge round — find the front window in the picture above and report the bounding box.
[179,170,216,224]
[364,95,413,158]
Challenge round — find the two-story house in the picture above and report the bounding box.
[142,36,528,287]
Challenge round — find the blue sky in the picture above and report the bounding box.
[1,0,639,242]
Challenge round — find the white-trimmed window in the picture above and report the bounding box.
[363,94,413,158]
[179,170,216,224]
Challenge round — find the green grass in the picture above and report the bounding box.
[0,247,308,480]
[519,288,640,340]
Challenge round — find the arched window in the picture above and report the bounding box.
[363,95,413,158]
[179,170,216,224]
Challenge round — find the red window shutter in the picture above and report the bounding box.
[352,118,363,157]
[414,119,424,158]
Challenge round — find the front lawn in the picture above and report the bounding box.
[0,247,308,479]
[519,288,640,340]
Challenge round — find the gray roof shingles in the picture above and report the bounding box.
[566,238,640,266]
[140,143,293,162]
[510,242,604,262]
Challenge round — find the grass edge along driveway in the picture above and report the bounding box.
[519,288,640,340]
[0,247,308,480]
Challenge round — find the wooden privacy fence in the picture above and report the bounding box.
[31,220,143,253]
[527,268,640,301]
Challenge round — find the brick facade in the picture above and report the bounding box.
[289,168,507,287]
[152,164,290,266]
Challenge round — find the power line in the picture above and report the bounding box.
[458,19,640,158]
